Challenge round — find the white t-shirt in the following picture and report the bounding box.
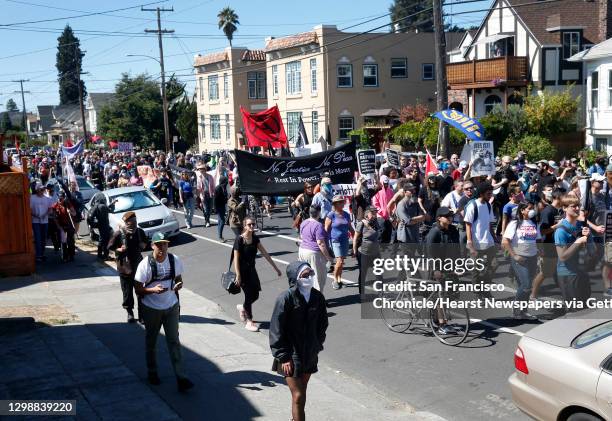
[441,191,463,223]
[503,220,540,257]
[135,254,184,310]
[463,199,495,250]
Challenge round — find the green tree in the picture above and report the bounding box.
[5,99,18,112]
[175,98,198,148]
[98,74,164,149]
[388,117,464,150]
[498,135,557,161]
[56,25,86,105]
[0,112,13,134]
[522,86,579,137]
[217,7,239,47]
[389,0,434,32]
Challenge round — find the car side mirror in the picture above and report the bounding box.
[161,198,168,205]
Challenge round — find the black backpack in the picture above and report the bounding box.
[466,199,491,223]
[145,253,179,298]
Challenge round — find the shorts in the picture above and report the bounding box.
[272,357,318,378]
[539,256,557,278]
[331,239,349,258]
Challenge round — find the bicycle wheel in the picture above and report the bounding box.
[429,306,470,346]
[379,288,413,333]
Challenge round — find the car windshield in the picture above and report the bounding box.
[110,190,159,213]
[572,321,612,348]
[77,178,94,190]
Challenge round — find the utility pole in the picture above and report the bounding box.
[12,79,30,147]
[143,6,174,153]
[75,46,88,144]
[433,0,449,158]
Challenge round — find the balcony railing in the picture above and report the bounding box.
[446,56,528,88]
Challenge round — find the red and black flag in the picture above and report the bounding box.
[240,105,288,149]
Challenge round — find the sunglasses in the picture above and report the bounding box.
[246,223,255,227]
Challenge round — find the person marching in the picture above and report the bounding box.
[107,211,148,323]
[234,216,282,332]
[269,261,329,421]
[51,190,77,262]
[178,171,195,229]
[134,232,194,392]
[227,185,247,238]
[325,195,354,290]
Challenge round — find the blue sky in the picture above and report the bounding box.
[0,0,488,112]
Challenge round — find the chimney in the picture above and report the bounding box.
[599,0,612,41]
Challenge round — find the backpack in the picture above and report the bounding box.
[87,205,99,228]
[145,253,179,298]
[466,199,491,223]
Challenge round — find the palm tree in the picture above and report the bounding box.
[217,7,239,47]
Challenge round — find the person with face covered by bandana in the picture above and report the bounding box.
[311,177,333,220]
[269,261,328,421]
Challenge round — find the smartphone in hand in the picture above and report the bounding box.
[173,282,183,291]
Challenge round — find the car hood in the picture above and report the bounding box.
[525,309,611,347]
[109,204,171,227]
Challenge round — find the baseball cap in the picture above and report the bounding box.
[122,211,136,221]
[591,173,605,182]
[34,182,44,191]
[332,195,344,203]
[151,232,170,244]
[548,160,558,169]
[380,175,390,184]
[436,207,454,218]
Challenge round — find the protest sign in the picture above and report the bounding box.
[357,149,376,175]
[118,142,133,153]
[235,141,357,195]
[470,141,495,176]
[386,149,400,168]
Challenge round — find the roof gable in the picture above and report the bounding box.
[264,31,318,52]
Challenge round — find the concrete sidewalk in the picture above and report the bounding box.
[0,245,443,421]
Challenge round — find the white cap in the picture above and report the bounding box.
[591,173,605,182]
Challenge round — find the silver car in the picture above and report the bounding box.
[509,310,612,421]
[87,186,180,240]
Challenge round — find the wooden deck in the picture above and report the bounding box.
[447,56,528,89]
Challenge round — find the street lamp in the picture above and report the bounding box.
[126,54,170,153]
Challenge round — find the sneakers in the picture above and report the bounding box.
[236,304,246,322]
[245,322,259,332]
[604,288,612,297]
[127,311,136,323]
[513,309,538,320]
[205,222,211,228]
[437,325,455,335]
[147,373,161,385]
[332,281,342,290]
[177,377,194,393]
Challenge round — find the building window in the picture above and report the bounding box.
[311,111,318,140]
[591,71,599,109]
[225,114,230,140]
[287,112,302,143]
[199,78,204,101]
[310,58,317,93]
[223,73,229,99]
[363,64,378,87]
[484,94,502,114]
[608,70,612,107]
[210,115,221,140]
[272,64,279,96]
[285,61,301,95]
[337,64,352,87]
[199,115,205,139]
[595,137,608,152]
[338,116,353,140]
[248,71,266,99]
[449,102,463,113]
[208,75,219,101]
[391,58,407,78]
[422,63,435,80]
[563,32,580,59]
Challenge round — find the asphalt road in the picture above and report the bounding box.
[156,204,549,421]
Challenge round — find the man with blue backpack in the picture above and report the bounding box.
[464,182,497,298]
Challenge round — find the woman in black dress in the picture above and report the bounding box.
[269,261,328,421]
[233,216,281,331]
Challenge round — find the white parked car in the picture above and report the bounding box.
[509,310,612,421]
[86,186,180,240]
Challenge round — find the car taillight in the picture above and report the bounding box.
[514,346,529,374]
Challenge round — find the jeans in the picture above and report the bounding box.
[510,255,537,302]
[32,223,48,258]
[202,195,212,224]
[217,207,225,239]
[141,303,184,378]
[98,227,111,258]
[231,227,242,238]
[357,251,382,296]
[183,196,194,227]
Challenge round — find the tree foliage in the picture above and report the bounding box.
[56,25,86,105]
[389,0,434,32]
[98,74,164,149]
[5,99,18,112]
[0,113,13,134]
[348,128,376,150]
[522,86,579,137]
[388,117,464,149]
[175,98,198,148]
[498,134,556,161]
[399,103,430,123]
[218,7,239,47]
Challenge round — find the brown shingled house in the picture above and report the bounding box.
[446,0,612,121]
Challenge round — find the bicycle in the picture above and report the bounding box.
[247,195,264,231]
[379,277,470,346]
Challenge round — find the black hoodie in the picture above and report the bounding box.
[269,261,328,367]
